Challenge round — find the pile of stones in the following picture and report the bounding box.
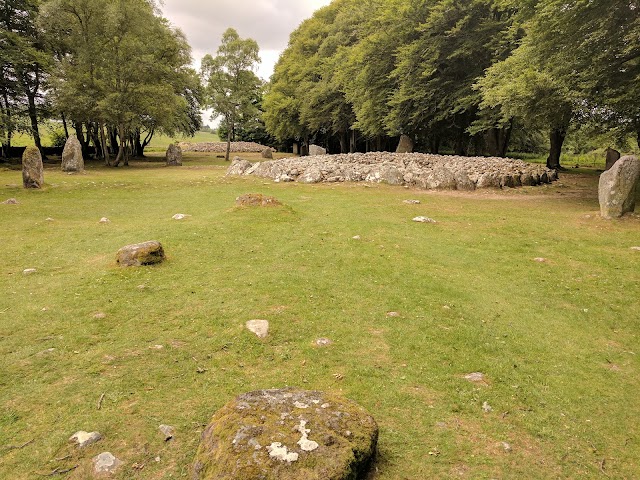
[178,141,275,153]
[227,152,557,190]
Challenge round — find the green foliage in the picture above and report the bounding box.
[201,28,261,160]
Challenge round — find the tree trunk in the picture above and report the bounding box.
[454,132,467,156]
[349,129,356,153]
[114,124,126,167]
[27,93,43,155]
[133,129,143,157]
[108,126,118,155]
[140,128,154,157]
[99,122,109,165]
[484,123,512,157]
[89,123,101,159]
[637,130,640,150]
[429,136,440,154]
[546,127,566,170]
[75,122,90,158]
[338,130,348,154]
[225,128,232,161]
[61,112,69,139]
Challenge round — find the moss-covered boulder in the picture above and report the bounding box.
[193,388,378,480]
[235,193,282,207]
[22,146,44,189]
[116,241,165,267]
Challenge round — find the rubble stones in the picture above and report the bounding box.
[227,157,253,176]
[116,241,165,267]
[166,143,183,166]
[178,141,273,153]
[69,431,102,448]
[599,155,640,218]
[61,136,84,172]
[227,152,556,191]
[22,146,44,189]
[235,193,282,207]
[192,388,378,480]
[93,452,122,475]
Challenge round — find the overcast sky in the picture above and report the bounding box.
[160,0,332,81]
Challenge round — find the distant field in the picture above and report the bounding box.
[9,128,220,150]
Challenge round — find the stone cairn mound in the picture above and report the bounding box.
[178,141,275,154]
[236,193,282,207]
[227,152,557,190]
[193,388,378,480]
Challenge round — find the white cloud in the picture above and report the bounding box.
[161,0,332,80]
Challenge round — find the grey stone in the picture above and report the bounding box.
[261,148,273,159]
[315,338,333,346]
[403,199,421,204]
[308,144,326,156]
[22,268,37,275]
[2,198,19,204]
[413,216,437,223]
[395,134,414,153]
[69,430,102,448]
[116,241,165,267]
[464,372,486,383]
[93,452,122,475]
[61,136,84,172]
[297,167,323,184]
[227,157,253,176]
[166,143,183,166]
[193,388,377,480]
[22,146,44,189]
[99,217,110,224]
[599,155,640,218]
[246,320,269,339]
[159,424,175,441]
[605,148,621,171]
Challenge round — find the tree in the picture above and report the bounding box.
[0,0,50,157]
[201,28,261,161]
[42,0,200,164]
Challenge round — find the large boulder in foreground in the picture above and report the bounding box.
[599,155,640,218]
[193,388,378,480]
[116,241,165,267]
[61,136,84,172]
[166,143,183,166]
[22,146,44,189]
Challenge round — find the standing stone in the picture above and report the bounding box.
[192,388,378,480]
[61,136,84,172]
[395,134,414,153]
[292,143,299,155]
[116,241,165,267]
[308,144,326,156]
[22,146,44,189]
[166,143,183,166]
[261,148,273,159]
[605,147,621,171]
[599,155,640,218]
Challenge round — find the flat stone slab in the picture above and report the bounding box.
[193,388,378,480]
[93,452,122,475]
[116,241,165,267]
[69,430,102,448]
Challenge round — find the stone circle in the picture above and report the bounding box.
[61,136,84,172]
[192,388,378,480]
[22,146,44,189]
[116,241,165,267]
[599,155,640,218]
[166,143,183,166]
[227,152,556,191]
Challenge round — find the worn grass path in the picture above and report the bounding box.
[0,159,638,479]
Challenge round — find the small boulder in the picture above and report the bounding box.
[236,193,282,207]
[159,424,175,441]
[166,143,183,166]
[413,216,437,223]
[22,146,44,189]
[246,319,269,339]
[315,338,333,347]
[403,199,421,205]
[69,431,102,448]
[605,147,621,171]
[227,157,253,176]
[308,144,326,156]
[395,134,414,153]
[61,136,84,172]
[22,268,37,275]
[192,388,378,480]
[261,148,273,159]
[297,167,323,184]
[2,198,18,205]
[116,241,165,267]
[93,452,122,475]
[99,217,110,224]
[598,155,640,218]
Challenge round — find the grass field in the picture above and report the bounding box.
[0,155,639,479]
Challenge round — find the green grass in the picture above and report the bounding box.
[0,160,639,479]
